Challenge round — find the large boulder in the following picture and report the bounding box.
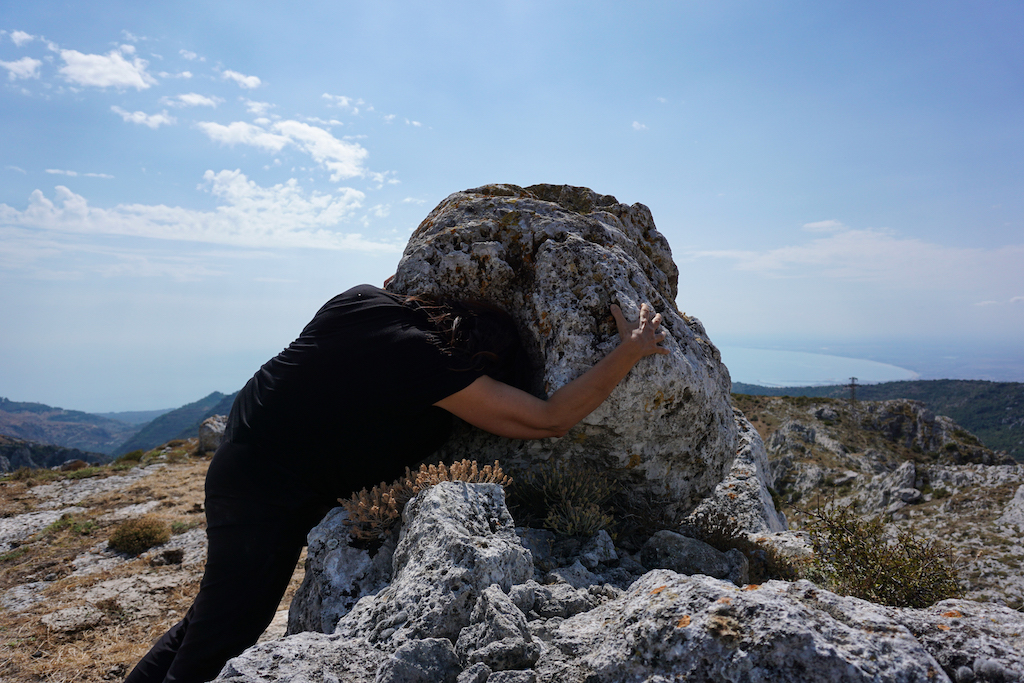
[388,183,736,519]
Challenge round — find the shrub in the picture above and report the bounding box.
[66,466,103,480]
[108,517,171,555]
[115,449,145,463]
[804,503,961,607]
[681,507,803,583]
[341,459,510,541]
[43,512,98,536]
[508,459,614,537]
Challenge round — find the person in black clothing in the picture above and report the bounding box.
[125,284,668,683]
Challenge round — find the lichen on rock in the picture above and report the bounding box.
[388,183,737,520]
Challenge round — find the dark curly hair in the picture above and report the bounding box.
[402,295,533,391]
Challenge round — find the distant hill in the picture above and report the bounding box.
[0,397,139,455]
[732,379,1024,460]
[93,408,173,426]
[113,391,237,456]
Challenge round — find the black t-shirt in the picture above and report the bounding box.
[224,285,483,499]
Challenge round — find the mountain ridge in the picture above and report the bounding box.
[733,379,1024,460]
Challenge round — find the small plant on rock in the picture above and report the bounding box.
[803,502,962,608]
[108,516,171,556]
[340,459,510,541]
[507,459,615,536]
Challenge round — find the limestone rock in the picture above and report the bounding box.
[375,638,462,683]
[890,599,1024,681]
[578,530,617,570]
[335,482,533,651]
[388,183,736,520]
[640,530,749,585]
[216,632,385,682]
[287,507,394,635]
[687,408,788,535]
[41,604,106,632]
[456,586,540,672]
[533,571,956,682]
[222,473,1024,683]
[996,484,1024,533]
[198,415,227,453]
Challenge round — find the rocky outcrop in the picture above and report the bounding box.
[223,482,1024,683]
[387,183,736,519]
[333,482,533,651]
[0,433,109,473]
[860,400,1015,466]
[198,415,226,453]
[688,409,787,535]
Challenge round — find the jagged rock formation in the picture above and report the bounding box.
[387,183,736,519]
[0,434,109,473]
[686,409,788,535]
[734,394,1024,608]
[220,481,1024,683]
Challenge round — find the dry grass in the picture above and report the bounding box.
[0,449,307,682]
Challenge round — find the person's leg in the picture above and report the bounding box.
[124,442,319,683]
[161,518,306,682]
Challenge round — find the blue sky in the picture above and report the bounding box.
[1,1,1022,412]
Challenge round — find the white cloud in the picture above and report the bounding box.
[402,197,426,204]
[0,56,42,80]
[196,120,290,151]
[6,165,27,174]
[119,44,136,55]
[221,69,261,89]
[803,219,846,232]
[0,172,400,252]
[974,300,999,307]
[121,31,144,43]
[179,49,199,61]
[11,30,35,47]
[1012,296,1024,304]
[383,114,396,123]
[59,48,156,89]
[161,92,223,108]
[45,169,114,179]
[405,119,421,127]
[323,93,366,114]
[197,119,370,181]
[304,116,343,126]
[656,97,667,103]
[244,99,273,115]
[111,106,176,129]
[689,225,1024,298]
[157,70,192,79]
[272,120,368,181]
[632,121,647,131]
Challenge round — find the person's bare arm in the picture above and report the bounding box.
[434,303,669,439]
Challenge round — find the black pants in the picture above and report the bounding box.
[124,442,333,683]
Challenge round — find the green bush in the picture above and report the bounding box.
[108,517,171,556]
[508,459,614,536]
[115,449,145,463]
[805,504,961,607]
[44,513,98,536]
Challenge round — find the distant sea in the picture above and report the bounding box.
[719,347,919,387]
[715,338,1024,386]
